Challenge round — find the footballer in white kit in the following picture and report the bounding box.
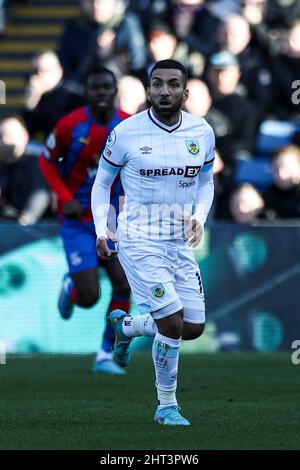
[92,60,215,426]
[92,104,214,321]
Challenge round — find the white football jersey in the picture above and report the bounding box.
[92,108,215,241]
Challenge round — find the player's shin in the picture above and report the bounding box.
[152,332,181,407]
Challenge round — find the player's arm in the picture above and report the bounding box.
[91,129,126,259]
[185,127,215,247]
[39,121,83,218]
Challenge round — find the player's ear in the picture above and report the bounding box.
[146,87,151,103]
[182,88,189,103]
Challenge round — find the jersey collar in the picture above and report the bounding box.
[148,108,182,133]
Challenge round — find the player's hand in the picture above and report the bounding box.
[184,218,203,248]
[63,199,83,219]
[96,232,118,260]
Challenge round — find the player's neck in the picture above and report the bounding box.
[151,107,181,128]
[89,107,114,125]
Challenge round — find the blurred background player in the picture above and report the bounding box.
[39,66,131,374]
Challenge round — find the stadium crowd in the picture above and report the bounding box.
[0,0,300,225]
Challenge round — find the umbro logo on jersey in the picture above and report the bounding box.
[140,146,152,154]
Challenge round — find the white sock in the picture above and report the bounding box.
[122,314,157,338]
[95,349,113,362]
[152,332,181,407]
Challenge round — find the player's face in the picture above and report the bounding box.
[86,73,117,111]
[147,68,188,118]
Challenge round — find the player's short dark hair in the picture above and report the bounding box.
[84,65,117,86]
[149,60,188,87]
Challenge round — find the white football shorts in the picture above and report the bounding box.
[118,239,205,323]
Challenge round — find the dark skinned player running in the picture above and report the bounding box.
[39,66,131,374]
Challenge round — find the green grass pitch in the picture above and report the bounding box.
[1,353,300,450]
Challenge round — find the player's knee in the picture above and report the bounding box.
[169,318,184,338]
[157,313,184,339]
[77,287,99,308]
[195,322,205,338]
[183,323,205,340]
